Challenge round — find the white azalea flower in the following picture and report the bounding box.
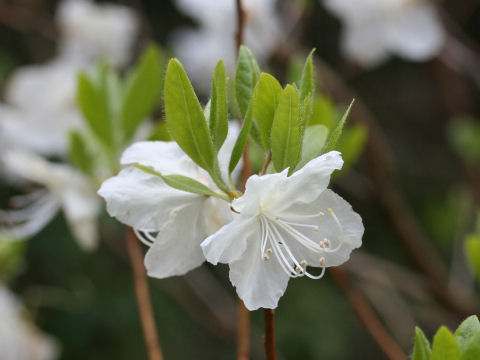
[321,0,445,67]
[57,0,138,68]
[171,0,282,91]
[98,124,240,278]
[0,285,59,360]
[0,150,101,251]
[201,151,364,310]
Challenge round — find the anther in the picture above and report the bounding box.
[319,211,325,216]
[266,248,272,255]
[319,257,325,266]
[313,226,319,232]
[323,238,330,247]
[295,266,302,273]
[300,260,307,267]
[264,255,270,261]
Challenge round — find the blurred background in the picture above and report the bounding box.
[0,0,480,359]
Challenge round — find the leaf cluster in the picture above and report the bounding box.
[412,316,480,360]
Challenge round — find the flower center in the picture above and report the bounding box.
[259,208,345,280]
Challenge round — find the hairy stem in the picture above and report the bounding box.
[126,228,164,360]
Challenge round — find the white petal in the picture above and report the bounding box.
[201,215,255,265]
[228,232,290,310]
[145,198,207,278]
[276,151,343,208]
[98,166,199,231]
[283,189,363,267]
[386,3,445,61]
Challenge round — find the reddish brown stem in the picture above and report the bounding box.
[330,267,407,360]
[263,309,277,360]
[235,0,246,54]
[126,228,164,360]
[237,300,251,360]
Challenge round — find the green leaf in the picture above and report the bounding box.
[164,59,216,173]
[210,60,228,151]
[308,94,337,128]
[431,326,461,360]
[413,327,432,360]
[235,46,260,118]
[465,235,480,281]
[455,316,480,353]
[271,84,302,173]
[134,164,229,201]
[148,121,171,141]
[68,131,94,176]
[229,104,254,175]
[121,45,163,141]
[77,72,113,148]
[461,331,480,360]
[253,73,282,150]
[322,99,355,153]
[299,49,315,103]
[296,125,329,169]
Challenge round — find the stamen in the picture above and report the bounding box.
[324,208,345,253]
[300,260,307,267]
[134,229,155,247]
[295,266,302,273]
[319,257,325,266]
[266,248,272,255]
[319,211,325,216]
[323,238,330,247]
[264,255,270,261]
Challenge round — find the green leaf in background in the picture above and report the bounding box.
[0,240,26,282]
[335,124,368,172]
[455,316,480,353]
[321,99,354,154]
[461,331,480,360]
[148,121,171,141]
[299,49,315,103]
[229,104,254,175]
[447,116,480,164]
[121,45,163,141]
[271,84,302,173]
[69,130,94,176]
[164,59,216,173]
[253,73,282,150]
[412,327,432,360]
[209,60,228,151]
[308,94,337,128]
[431,326,461,360]
[77,72,113,148]
[296,124,329,170]
[465,234,480,281]
[235,45,260,118]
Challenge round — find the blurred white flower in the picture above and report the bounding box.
[171,0,282,91]
[0,150,101,251]
[201,151,364,310]
[57,0,139,68]
[0,285,59,360]
[98,124,240,277]
[322,0,445,67]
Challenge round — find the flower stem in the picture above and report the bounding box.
[235,0,245,54]
[259,151,272,176]
[237,300,250,360]
[126,228,164,360]
[263,309,277,360]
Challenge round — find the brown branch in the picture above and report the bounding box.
[263,309,277,360]
[235,0,246,54]
[330,267,407,360]
[126,228,164,360]
[237,300,251,360]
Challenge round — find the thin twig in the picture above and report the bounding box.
[263,309,277,360]
[259,152,272,176]
[235,0,246,54]
[330,267,407,360]
[237,300,251,360]
[126,228,164,360]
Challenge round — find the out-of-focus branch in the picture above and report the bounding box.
[235,0,246,55]
[237,301,250,360]
[0,2,55,39]
[126,228,164,360]
[330,267,408,360]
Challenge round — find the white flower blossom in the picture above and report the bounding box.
[321,0,445,67]
[0,150,101,251]
[171,0,282,91]
[98,124,240,278]
[57,0,138,67]
[201,151,364,310]
[0,285,59,360]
